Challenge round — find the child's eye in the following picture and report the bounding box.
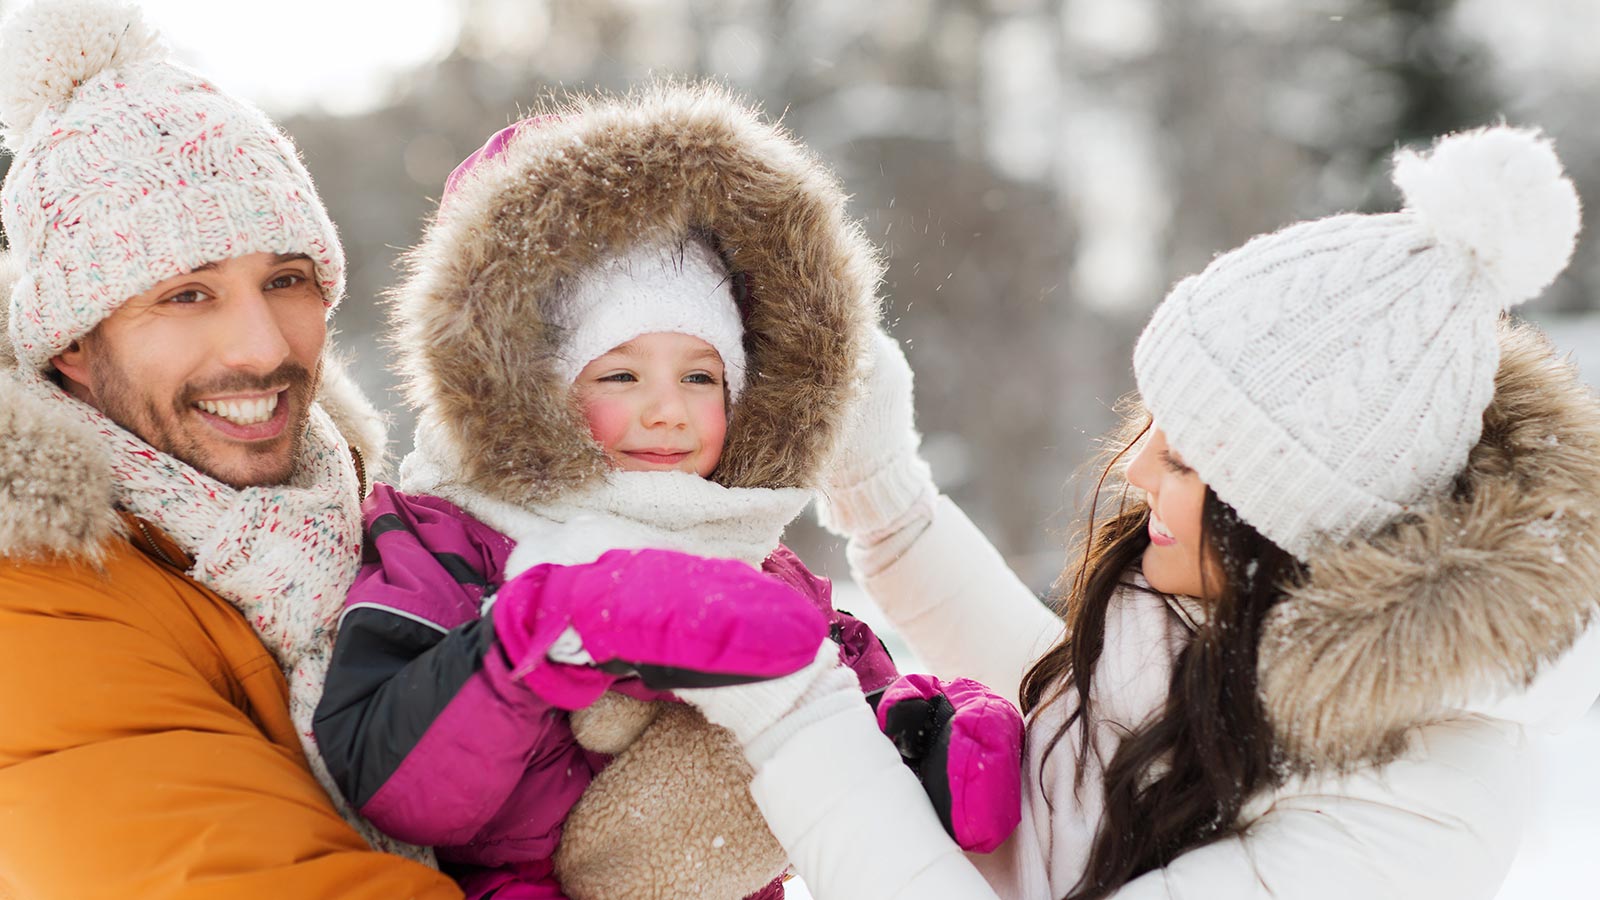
[597,372,637,383]
[683,372,720,385]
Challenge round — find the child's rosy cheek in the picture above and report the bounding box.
[581,398,632,451]
[694,399,728,453]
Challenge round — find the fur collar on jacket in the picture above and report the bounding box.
[387,82,882,505]
[0,252,388,562]
[1261,321,1600,772]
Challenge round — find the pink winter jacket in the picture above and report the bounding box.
[313,485,898,899]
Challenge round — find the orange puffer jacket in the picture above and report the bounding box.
[0,346,462,898]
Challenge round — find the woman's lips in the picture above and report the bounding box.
[1148,514,1177,547]
[624,450,692,466]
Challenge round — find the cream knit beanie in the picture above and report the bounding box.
[553,237,748,402]
[0,0,344,372]
[1134,126,1581,560]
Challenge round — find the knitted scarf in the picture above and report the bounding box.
[25,374,435,865]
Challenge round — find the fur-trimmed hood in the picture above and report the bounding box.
[388,82,882,505]
[1260,321,1600,772]
[0,254,388,561]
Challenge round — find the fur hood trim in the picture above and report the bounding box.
[1260,321,1600,772]
[0,254,388,561]
[389,81,883,506]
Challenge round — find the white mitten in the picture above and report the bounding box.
[679,642,864,764]
[817,328,936,542]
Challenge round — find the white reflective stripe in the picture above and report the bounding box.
[339,601,451,635]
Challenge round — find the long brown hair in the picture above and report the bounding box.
[1019,412,1307,900]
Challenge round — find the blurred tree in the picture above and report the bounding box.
[4,0,1555,588]
[0,0,1591,587]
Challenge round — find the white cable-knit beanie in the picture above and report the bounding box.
[0,0,344,372]
[554,238,748,401]
[1134,126,1581,560]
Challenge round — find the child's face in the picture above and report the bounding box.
[573,332,729,477]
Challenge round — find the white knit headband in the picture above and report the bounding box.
[554,238,747,402]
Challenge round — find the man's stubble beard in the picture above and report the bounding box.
[87,347,323,489]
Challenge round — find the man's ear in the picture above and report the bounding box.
[51,340,92,394]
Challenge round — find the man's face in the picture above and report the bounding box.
[53,252,328,489]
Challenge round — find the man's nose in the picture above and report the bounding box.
[214,288,292,374]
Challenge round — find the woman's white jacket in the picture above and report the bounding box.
[743,323,1600,899]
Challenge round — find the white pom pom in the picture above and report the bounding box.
[1392,126,1581,309]
[0,0,165,148]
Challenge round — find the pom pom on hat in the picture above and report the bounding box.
[0,0,164,148]
[1393,126,1581,309]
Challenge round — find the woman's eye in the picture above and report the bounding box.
[165,289,209,305]
[1161,452,1193,475]
[267,273,306,290]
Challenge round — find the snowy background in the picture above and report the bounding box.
[1,0,1596,894]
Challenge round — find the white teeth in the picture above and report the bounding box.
[1150,513,1175,540]
[196,394,279,425]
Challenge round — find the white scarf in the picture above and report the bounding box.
[25,374,434,865]
[400,417,812,581]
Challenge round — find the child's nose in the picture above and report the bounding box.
[642,386,689,427]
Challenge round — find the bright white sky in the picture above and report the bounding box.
[123,0,1572,119]
[138,0,462,114]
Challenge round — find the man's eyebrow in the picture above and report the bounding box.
[185,253,310,275]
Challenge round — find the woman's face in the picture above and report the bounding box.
[1125,426,1214,598]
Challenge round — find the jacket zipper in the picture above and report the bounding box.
[351,444,368,499]
[133,517,182,569]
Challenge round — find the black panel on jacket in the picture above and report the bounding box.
[313,608,495,808]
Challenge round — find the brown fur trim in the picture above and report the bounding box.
[1261,321,1600,772]
[554,704,787,900]
[388,81,882,505]
[0,374,123,561]
[315,346,390,481]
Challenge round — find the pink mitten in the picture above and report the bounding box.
[491,548,829,710]
[876,673,1024,853]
